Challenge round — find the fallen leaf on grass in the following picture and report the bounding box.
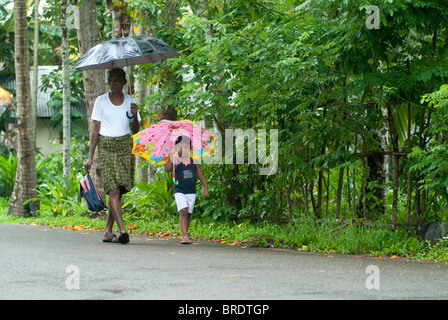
[159,231,172,237]
[63,225,82,231]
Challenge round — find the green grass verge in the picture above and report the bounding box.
[2,197,448,261]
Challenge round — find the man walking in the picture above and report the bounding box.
[84,68,140,244]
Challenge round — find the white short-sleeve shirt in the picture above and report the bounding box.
[91,93,141,137]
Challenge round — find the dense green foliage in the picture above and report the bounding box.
[1,134,447,260]
[0,153,16,197]
[2,0,448,259]
[126,0,448,224]
[40,67,89,138]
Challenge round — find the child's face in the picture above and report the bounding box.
[176,142,190,157]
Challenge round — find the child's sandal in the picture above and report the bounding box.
[181,236,192,244]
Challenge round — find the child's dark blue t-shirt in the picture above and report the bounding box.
[174,158,197,194]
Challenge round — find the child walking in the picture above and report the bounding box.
[165,135,209,244]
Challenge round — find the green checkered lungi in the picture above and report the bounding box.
[98,134,134,195]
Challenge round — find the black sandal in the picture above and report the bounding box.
[181,236,192,244]
[103,234,119,243]
[118,232,130,244]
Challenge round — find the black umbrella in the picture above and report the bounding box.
[73,36,179,70]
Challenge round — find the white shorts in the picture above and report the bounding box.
[174,193,196,213]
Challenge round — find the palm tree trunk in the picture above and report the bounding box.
[32,0,39,137]
[9,0,39,217]
[61,0,71,180]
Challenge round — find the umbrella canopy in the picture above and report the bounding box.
[73,36,179,70]
[0,87,13,107]
[132,120,216,166]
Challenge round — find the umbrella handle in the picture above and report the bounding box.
[173,169,179,185]
[126,111,134,119]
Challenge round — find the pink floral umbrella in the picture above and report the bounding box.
[132,119,215,166]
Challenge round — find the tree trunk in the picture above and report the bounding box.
[309,179,318,218]
[135,79,148,183]
[335,167,344,220]
[61,0,71,180]
[9,0,39,217]
[299,176,308,217]
[286,182,293,219]
[325,170,330,218]
[157,0,181,121]
[134,24,149,184]
[147,82,158,184]
[362,156,368,220]
[346,166,351,213]
[32,0,39,143]
[387,104,400,225]
[112,0,131,38]
[352,166,357,218]
[365,104,387,219]
[316,169,323,218]
[406,103,412,225]
[159,103,178,121]
[415,110,429,224]
[392,154,399,225]
[74,0,106,199]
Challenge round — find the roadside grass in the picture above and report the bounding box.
[1,197,447,261]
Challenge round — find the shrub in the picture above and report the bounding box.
[0,154,17,197]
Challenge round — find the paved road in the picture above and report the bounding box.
[1,223,448,300]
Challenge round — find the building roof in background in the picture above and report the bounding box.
[0,66,86,118]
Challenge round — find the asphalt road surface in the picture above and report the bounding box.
[1,223,448,300]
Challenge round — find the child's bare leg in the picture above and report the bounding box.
[179,207,191,239]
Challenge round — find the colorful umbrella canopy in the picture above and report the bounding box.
[0,87,13,107]
[132,120,215,166]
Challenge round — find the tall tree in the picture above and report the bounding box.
[61,0,71,180]
[110,0,131,38]
[32,0,39,142]
[8,0,39,217]
[126,0,181,121]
